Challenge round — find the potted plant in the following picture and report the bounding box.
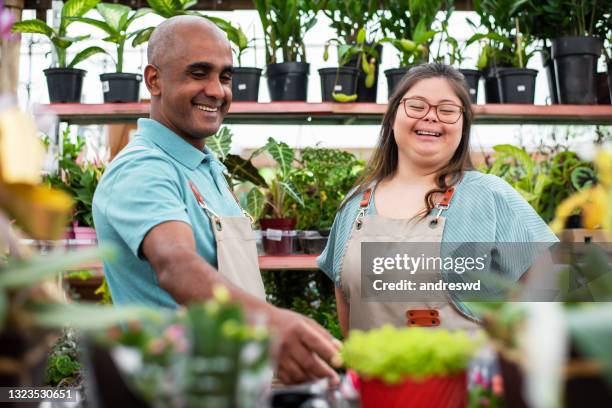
[89,287,271,407]
[253,0,321,102]
[379,0,442,98]
[286,146,363,253]
[203,18,262,102]
[320,27,377,102]
[431,4,481,103]
[321,0,381,102]
[43,128,104,242]
[11,0,106,103]
[469,0,538,104]
[522,0,607,104]
[341,326,481,408]
[69,3,151,103]
[245,138,304,255]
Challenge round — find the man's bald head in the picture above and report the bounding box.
[147,15,229,68]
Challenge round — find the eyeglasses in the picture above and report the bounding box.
[401,98,464,124]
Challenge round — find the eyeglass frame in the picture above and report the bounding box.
[400,97,465,124]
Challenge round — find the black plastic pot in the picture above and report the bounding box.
[458,69,481,103]
[384,67,411,99]
[232,67,262,102]
[608,61,612,103]
[266,62,309,101]
[482,67,504,103]
[497,68,538,104]
[100,72,141,103]
[596,72,611,104]
[318,67,359,102]
[44,68,85,103]
[344,44,383,102]
[541,48,559,104]
[551,36,603,104]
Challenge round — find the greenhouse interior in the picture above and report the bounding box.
[0,0,611,407]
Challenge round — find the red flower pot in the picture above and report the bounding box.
[355,370,468,408]
[260,218,296,255]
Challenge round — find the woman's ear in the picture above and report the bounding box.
[144,64,161,96]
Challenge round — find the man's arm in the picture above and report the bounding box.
[141,220,342,384]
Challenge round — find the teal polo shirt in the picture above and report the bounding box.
[92,118,242,308]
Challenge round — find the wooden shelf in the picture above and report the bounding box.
[66,254,319,271]
[43,102,612,126]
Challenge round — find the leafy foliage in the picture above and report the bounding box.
[261,270,342,339]
[43,128,104,227]
[468,0,536,69]
[46,329,81,386]
[253,0,322,63]
[69,3,152,72]
[379,0,444,66]
[11,0,105,68]
[342,326,481,383]
[286,147,363,230]
[480,144,595,223]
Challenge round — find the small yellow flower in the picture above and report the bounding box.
[212,284,230,304]
[321,191,328,202]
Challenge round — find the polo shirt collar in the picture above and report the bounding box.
[137,119,223,171]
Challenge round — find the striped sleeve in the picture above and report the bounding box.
[489,175,559,280]
[317,195,360,285]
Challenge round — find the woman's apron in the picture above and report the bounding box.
[340,186,480,332]
[189,181,266,300]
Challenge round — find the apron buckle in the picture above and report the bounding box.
[406,309,441,327]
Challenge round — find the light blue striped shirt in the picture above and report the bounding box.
[317,171,559,285]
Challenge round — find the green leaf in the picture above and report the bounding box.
[265,137,294,178]
[146,0,184,18]
[31,303,161,330]
[11,20,54,37]
[131,27,155,47]
[246,187,265,221]
[67,16,117,36]
[0,246,115,289]
[97,3,131,32]
[224,154,268,187]
[68,45,106,68]
[279,180,304,207]
[128,7,152,25]
[493,144,534,177]
[208,126,232,161]
[570,167,595,191]
[356,27,366,44]
[61,0,101,30]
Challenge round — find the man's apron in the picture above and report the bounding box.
[340,186,480,332]
[189,181,266,300]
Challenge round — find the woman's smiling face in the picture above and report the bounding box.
[392,77,464,170]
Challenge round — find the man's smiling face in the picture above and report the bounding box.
[147,19,233,146]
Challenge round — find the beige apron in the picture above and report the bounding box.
[189,181,266,300]
[340,185,480,332]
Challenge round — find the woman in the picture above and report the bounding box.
[317,63,558,336]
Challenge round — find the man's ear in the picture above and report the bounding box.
[144,64,161,96]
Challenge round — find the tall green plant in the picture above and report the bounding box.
[379,0,444,66]
[253,0,322,64]
[468,0,536,69]
[69,3,152,72]
[11,0,105,68]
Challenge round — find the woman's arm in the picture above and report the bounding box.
[335,286,350,338]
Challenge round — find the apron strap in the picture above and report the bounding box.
[431,186,456,225]
[188,180,222,230]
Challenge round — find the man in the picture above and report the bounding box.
[92,15,340,385]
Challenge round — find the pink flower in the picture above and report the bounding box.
[147,338,166,355]
[163,324,185,343]
[0,0,17,41]
[492,374,504,396]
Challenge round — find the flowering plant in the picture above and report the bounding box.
[43,128,105,227]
